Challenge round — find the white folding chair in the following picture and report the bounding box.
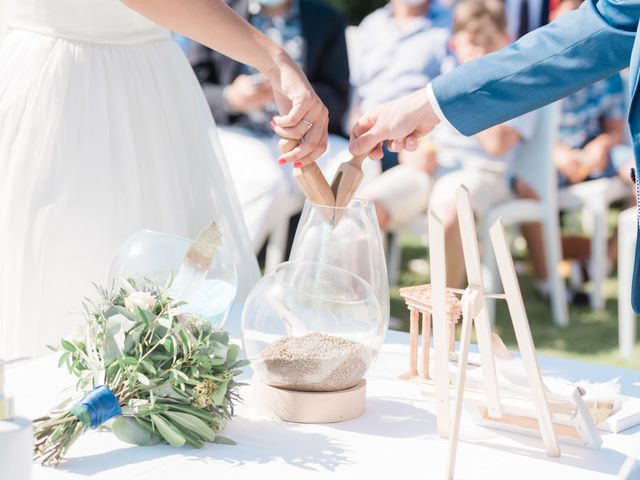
[558,177,630,310]
[386,217,429,286]
[481,104,570,327]
[617,206,637,358]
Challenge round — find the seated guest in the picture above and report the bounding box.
[185,0,351,250]
[554,76,631,190]
[514,0,633,289]
[547,0,632,191]
[350,0,451,171]
[555,70,632,278]
[361,0,538,289]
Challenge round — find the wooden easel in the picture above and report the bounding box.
[398,185,600,472]
[443,186,601,479]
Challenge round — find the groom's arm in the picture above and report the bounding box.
[431,0,638,136]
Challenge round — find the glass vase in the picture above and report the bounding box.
[107,230,238,328]
[290,199,390,334]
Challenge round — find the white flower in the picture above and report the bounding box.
[125,291,156,314]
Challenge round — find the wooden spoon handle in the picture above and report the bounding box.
[278,138,335,207]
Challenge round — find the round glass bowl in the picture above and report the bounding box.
[242,261,383,392]
[108,229,237,328]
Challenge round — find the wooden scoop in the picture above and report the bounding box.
[279,138,335,207]
[330,155,367,209]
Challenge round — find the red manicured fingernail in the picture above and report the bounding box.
[293,162,303,168]
[278,158,287,165]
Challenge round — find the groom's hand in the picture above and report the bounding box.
[349,87,440,160]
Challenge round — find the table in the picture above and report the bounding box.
[7,329,640,479]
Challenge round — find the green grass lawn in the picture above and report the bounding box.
[390,239,640,370]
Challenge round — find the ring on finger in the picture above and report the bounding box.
[302,119,313,130]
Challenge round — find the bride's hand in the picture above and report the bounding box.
[120,0,328,167]
[265,50,329,167]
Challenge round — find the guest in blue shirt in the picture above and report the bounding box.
[555,72,632,187]
[349,0,451,170]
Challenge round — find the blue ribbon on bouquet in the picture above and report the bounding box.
[70,386,121,429]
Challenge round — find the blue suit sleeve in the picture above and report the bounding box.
[431,0,638,136]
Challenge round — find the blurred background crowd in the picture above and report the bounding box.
[1,0,634,366]
[173,0,638,368]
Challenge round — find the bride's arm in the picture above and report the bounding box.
[122,0,328,166]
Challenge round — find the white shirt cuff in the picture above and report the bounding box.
[426,83,461,135]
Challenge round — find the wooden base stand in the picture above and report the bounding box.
[251,379,366,423]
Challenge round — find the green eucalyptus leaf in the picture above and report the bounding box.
[151,386,189,400]
[225,344,240,366]
[164,411,216,442]
[212,381,229,406]
[230,359,250,370]
[136,372,151,386]
[151,414,185,447]
[213,435,236,445]
[164,270,175,290]
[124,324,145,352]
[173,370,190,383]
[171,424,205,448]
[168,405,217,423]
[112,417,161,446]
[136,306,153,327]
[157,316,172,330]
[140,359,157,375]
[109,305,137,322]
[57,352,69,368]
[61,339,77,353]
[148,353,171,362]
[209,331,229,346]
[103,314,133,365]
[178,329,192,352]
[163,337,174,355]
[120,356,138,367]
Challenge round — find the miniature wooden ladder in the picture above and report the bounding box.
[445,186,560,479]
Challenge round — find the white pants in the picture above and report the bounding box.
[218,125,380,250]
[429,168,511,216]
[359,164,435,230]
[360,165,510,230]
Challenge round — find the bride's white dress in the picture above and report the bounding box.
[0,0,261,359]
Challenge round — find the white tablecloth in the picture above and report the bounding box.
[7,329,640,479]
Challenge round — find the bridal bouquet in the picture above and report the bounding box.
[33,278,247,466]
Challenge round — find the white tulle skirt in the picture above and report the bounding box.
[0,30,260,359]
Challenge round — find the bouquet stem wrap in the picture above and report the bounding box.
[69,386,121,429]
